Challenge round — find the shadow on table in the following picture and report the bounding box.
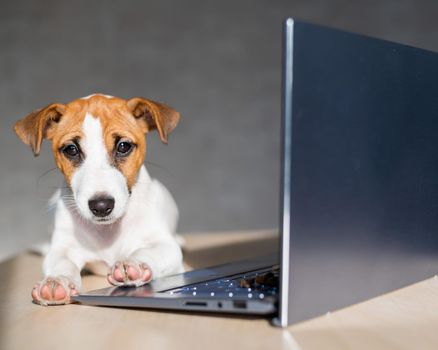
[183,233,279,269]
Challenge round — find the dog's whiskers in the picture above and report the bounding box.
[36,167,58,183]
[143,161,175,178]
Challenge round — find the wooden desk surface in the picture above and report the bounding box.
[1,230,437,350]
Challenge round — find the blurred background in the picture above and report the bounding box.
[1,0,437,261]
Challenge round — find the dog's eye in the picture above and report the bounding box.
[62,144,79,158]
[116,141,133,156]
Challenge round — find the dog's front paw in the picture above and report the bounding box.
[31,276,78,306]
[107,260,152,287]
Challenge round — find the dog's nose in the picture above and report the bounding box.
[88,196,115,217]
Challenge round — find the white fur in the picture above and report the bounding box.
[42,115,183,293]
[81,93,113,100]
[71,114,129,224]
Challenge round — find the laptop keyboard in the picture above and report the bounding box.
[165,266,279,300]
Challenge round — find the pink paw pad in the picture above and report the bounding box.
[31,277,78,306]
[107,260,152,287]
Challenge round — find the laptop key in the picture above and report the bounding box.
[166,268,279,299]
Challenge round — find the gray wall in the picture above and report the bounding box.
[1,0,437,260]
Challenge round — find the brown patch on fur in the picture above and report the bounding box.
[14,103,66,156]
[127,97,180,144]
[14,94,180,188]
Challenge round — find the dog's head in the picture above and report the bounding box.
[14,94,180,224]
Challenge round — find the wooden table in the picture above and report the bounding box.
[1,230,437,350]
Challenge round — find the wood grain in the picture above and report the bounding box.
[0,231,437,350]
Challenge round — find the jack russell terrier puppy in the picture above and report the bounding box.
[14,94,183,306]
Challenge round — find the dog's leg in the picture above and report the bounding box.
[32,197,84,306]
[32,248,83,306]
[107,239,183,287]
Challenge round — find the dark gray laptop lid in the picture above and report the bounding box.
[277,19,438,326]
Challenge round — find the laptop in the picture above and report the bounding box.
[73,19,438,327]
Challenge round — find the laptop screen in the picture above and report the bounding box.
[278,19,438,325]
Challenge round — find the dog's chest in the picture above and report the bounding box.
[71,215,135,263]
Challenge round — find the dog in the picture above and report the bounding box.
[14,94,184,306]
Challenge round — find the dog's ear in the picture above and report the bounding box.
[126,97,180,144]
[14,103,66,156]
